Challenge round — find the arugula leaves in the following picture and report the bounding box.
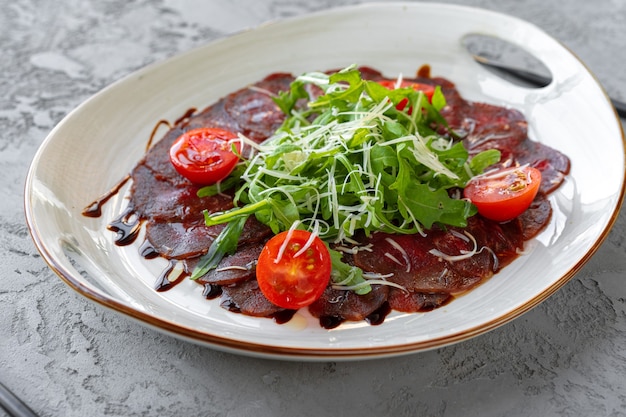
[189,216,247,280]
[194,66,500,291]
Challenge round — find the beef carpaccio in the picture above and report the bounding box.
[84,66,570,329]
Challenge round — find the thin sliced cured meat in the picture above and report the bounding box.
[220,278,291,318]
[308,285,390,328]
[195,241,266,286]
[86,67,571,328]
[387,289,451,313]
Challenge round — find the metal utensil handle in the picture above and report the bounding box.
[475,55,626,119]
[0,381,39,417]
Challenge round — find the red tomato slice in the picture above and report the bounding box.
[169,127,240,185]
[256,229,332,310]
[463,165,542,222]
[378,79,436,111]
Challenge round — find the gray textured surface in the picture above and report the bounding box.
[2,0,626,416]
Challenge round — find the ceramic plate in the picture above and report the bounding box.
[25,2,625,360]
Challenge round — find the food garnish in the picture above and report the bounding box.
[256,226,331,309]
[169,127,241,185]
[463,165,542,222]
[191,66,500,296]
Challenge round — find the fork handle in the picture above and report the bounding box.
[0,381,39,417]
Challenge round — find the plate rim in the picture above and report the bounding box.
[24,1,626,360]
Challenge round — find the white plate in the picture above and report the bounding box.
[25,2,625,360]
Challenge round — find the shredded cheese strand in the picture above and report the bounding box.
[274,221,301,264]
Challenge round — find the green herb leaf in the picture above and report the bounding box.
[469,148,502,174]
[272,79,309,115]
[328,247,371,295]
[399,182,476,229]
[431,86,447,111]
[196,166,245,197]
[190,216,248,280]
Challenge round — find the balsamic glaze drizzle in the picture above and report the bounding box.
[81,174,130,218]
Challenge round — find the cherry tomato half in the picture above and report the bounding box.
[463,165,542,222]
[169,127,241,185]
[378,79,436,111]
[256,229,332,310]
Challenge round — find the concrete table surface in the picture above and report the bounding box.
[2,0,625,416]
